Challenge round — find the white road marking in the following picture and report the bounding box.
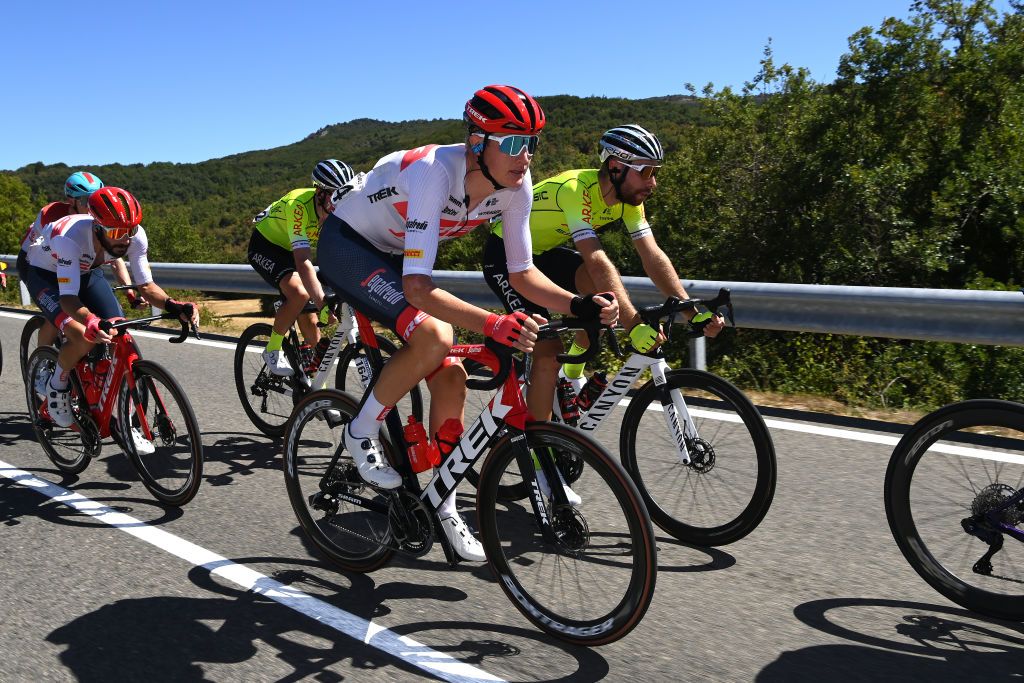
[0,461,504,683]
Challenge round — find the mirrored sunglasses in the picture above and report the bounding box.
[622,162,661,179]
[96,223,139,240]
[490,133,539,156]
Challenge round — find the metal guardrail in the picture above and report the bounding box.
[4,256,1022,347]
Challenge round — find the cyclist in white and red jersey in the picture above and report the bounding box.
[23,187,198,429]
[18,172,141,354]
[317,85,618,561]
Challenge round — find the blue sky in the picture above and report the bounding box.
[1,0,1013,170]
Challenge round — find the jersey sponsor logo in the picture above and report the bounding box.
[441,206,458,216]
[401,310,428,341]
[580,187,593,225]
[448,194,464,207]
[478,209,502,216]
[368,186,399,204]
[533,190,549,202]
[404,249,424,259]
[37,288,59,310]
[292,205,305,234]
[57,256,73,267]
[485,197,500,207]
[491,273,524,312]
[57,277,70,284]
[405,219,428,232]
[359,268,405,305]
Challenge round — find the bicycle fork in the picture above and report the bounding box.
[650,361,697,466]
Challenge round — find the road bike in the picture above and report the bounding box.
[24,309,205,506]
[468,289,777,546]
[234,299,422,437]
[282,310,658,645]
[885,399,1024,621]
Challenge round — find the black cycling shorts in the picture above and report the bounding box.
[482,232,582,317]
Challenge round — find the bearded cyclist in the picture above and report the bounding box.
[247,159,355,376]
[316,85,618,561]
[18,172,141,357]
[23,187,198,434]
[484,124,724,441]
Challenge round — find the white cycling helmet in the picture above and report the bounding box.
[598,124,664,164]
[311,159,355,190]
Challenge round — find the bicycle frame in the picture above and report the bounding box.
[556,348,699,466]
[326,310,574,555]
[76,333,145,439]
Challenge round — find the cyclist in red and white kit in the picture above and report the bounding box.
[317,85,618,561]
[23,187,198,429]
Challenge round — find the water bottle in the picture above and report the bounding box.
[299,343,314,374]
[312,336,331,368]
[434,418,464,466]
[556,377,580,424]
[576,371,608,412]
[404,416,433,473]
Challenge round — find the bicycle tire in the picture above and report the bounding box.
[24,346,98,475]
[284,389,395,572]
[477,421,658,646]
[234,322,298,437]
[885,399,1024,621]
[119,359,204,506]
[20,314,47,384]
[335,333,424,423]
[620,369,776,546]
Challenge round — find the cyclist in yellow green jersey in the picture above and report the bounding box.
[247,159,355,376]
[484,125,725,427]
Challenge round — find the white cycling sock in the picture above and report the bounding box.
[348,389,390,438]
[438,489,458,519]
[49,364,71,391]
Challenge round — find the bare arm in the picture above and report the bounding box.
[292,246,326,308]
[576,237,638,325]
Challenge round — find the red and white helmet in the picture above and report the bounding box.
[464,85,546,135]
[88,187,143,232]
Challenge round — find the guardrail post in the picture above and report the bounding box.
[688,336,706,370]
[20,281,31,307]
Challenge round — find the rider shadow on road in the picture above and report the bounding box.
[0,411,35,446]
[169,546,613,682]
[756,597,1024,681]
[198,431,282,487]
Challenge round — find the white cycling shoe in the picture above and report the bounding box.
[342,425,402,489]
[439,513,486,562]
[536,467,582,507]
[262,349,294,377]
[131,427,156,455]
[46,381,74,428]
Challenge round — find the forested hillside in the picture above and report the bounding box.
[3,0,1021,409]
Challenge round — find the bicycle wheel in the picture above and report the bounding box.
[885,399,1024,621]
[20,314,47,384]
[477,422,657,646]
[620,369,776,546]
[335,333,424,423]
[119,359,204,505]
[234,323,298,437]
[284,389,395,572]
[24,347,99,475]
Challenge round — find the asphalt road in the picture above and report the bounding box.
[1,309,1021,682]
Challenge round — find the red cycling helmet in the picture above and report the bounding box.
[464,85,546,135]
[88,186,143,234]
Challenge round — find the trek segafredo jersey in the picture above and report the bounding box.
[26,214,152,296]
[331,143,534,276]
[492,168,651,254]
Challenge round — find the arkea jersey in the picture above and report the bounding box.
[26,214,152,296]
[491,169,651,254]
[253,187,321,251]
[331,143,534,276]
[21,201,74,251]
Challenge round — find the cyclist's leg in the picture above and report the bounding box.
[18,251,58,347]
[317,216,449,488]
[57,271,123,372]
[247,231,299,376]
